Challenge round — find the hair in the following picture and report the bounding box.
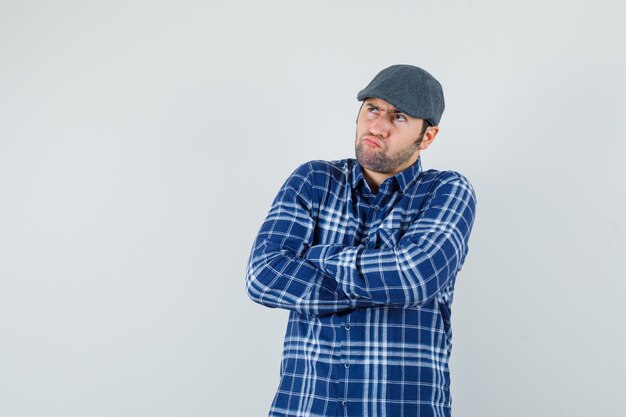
[415,119,432,146]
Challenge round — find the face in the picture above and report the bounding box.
[355,97,426,175]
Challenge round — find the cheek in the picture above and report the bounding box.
[355,121,367,137]
[397,134,418,150]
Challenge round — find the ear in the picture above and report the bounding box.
[418,126,439,151]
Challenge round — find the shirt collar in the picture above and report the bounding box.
[394,156,423,191]
[351,156,423,193]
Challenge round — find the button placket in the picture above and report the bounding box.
[341,317,351,409]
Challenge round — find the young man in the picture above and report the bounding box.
[246,64,477,417]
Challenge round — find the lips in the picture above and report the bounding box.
[362,135,382,148]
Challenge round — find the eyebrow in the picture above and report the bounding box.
[366,102,404,115]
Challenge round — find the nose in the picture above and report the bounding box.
[369,116,390,137]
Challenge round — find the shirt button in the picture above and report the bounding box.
[363,237,369,243]
[345,324,350,330]
[344,362,350,368]
[372,205,380,210]
[342,400,348,407]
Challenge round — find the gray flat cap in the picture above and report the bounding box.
[357,64,445,126]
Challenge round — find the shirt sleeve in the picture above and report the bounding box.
[246,163,370,316]
[304,172,477,308]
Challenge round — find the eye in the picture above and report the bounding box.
[393,114,407,122]
[364,105,379,119]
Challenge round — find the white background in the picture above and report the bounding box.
[1,1,625,416]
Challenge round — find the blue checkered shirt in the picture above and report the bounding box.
[246,157,477,417]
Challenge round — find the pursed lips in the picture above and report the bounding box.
[361,135,383,148]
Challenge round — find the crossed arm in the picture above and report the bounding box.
[245,163,477,316]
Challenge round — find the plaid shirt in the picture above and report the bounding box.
[246,157,477,417]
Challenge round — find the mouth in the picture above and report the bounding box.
[362,135,382,148]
